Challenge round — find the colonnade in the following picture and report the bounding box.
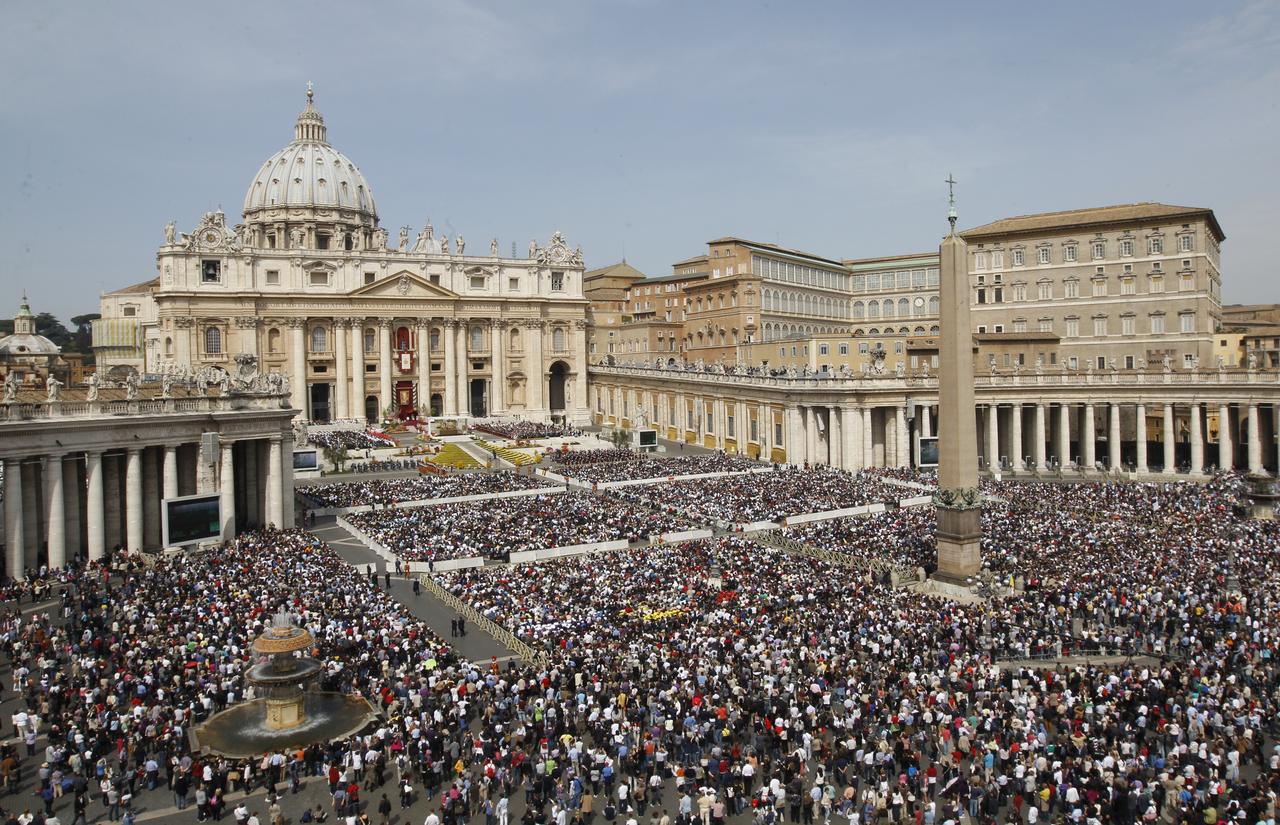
[2,434,296,579]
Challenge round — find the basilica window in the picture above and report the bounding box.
[204,327,223,355]
[552,327,567,352]
[265,270,280,285]
[310,326,327,353]
[551,271,565,291]
[309,270,330,286]
[364,329,375,353]
[267,328,281,354]
[470,326,484,351]
[201,260,221,284]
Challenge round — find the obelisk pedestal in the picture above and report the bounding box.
[933,195,983,582]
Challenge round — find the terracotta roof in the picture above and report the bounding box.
[842,252,939,268]
[584,261,645,281]
[107,277,160,295]
[961,202,1224,241]
[706,237,844,267]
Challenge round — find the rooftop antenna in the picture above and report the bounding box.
[946,173,958,234]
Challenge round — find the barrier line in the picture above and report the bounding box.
[417,575,547,668]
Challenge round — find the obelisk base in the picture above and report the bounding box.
[935,505,982,582]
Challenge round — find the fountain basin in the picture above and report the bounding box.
[191,692,378,758]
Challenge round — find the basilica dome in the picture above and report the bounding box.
[242,88,378,229]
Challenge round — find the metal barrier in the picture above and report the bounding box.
[417,574,547,667]
[760,531,917,581]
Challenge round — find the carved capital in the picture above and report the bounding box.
[172,316,195,329]
[377,317,394,329]
[233,317,261,329]
[573,319,590,330]
[332,317,351,330]
[285,317,308,329]
[523,319,544,330]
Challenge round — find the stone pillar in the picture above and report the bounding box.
[895,405,908,468]
[1163,403,1175,472]
[289,319,307,416]
[490,322,506,415]
[443,320,458,416]
[1010,403,1023,471]
[64,456,82,561]
[3,458,24,578]
[1033,403,1047,471]
[1056,403,1070,468]
[417,322,432,416]
[103,454,122,551]
[219,442,236,541]
[804,407,818,466]
[86,451,104,561]
[920,405,932,439]
[786,407,803,466]
[829,406,843,470]
[266,437,283,528]
[125,448,143,553]
[21,463,38,569]
[1248,403,1263,473]
[1218,403,1233,472]
[1135,404,1148,473]
[379,319,394,418]
[573,320,589,424]
[44,454,65,569]
[1108,404,1122,471]
[281,432,295,528]
[527,321,544,417]
[841,406,859,470]
[142,448,161,550]
[1189,403,1203,474]
[985,405,999,470]
[350,320,366,421]
[334,318,349,421]
[455,322,470,417]
[1083,404,1096,470]
[862,407,874,468]
[163,445,179,500]
[244,440,260,528]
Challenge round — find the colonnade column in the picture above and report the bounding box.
[787,407,804,466]
[62,456,81,560]
[334,319,349,422]
[828,407,843,470]
[1162,404,1175,472]
[1135,404,1148,474]
[281,432,295,528]
[1189,403,1203,474]
[1108,404,1122,471]
[378,319,394,418]
[844,406,861,470]
[862,407,874,468]
[125,448,143,553]
[1010,403,1023,470]
[895,405,908,468]
[86,451,104,561]
[3,458,23,578]
[985,405,999,470]
[219,442,236,541]
[350,320,365,421]
[490,322,506,415]
[573,320,589,422]
[455,322,470,416]
[1033,403,1047,472]
[288,319,307,416]
[920,405,932,439]
[44,455,65,570]
[1083,404,1096,470]
[417,322,432,416]
[1219,403,1233,472]
[1248,404,1263,473]
[266,437,283,528]
[526,321,544,417]
[1056,403,1070,468]
[442,321,458,416]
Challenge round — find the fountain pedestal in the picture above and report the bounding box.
[265,692,306,730]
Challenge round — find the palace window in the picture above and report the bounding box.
[1064,245,1077,262]
[1012,249,1024,267]
[1093,316,1108,337]
[1180,312,1195,333]
[1180,234,1193,253]
[1092,241,1105,260]
[1038,248,1051,264]
[1037,281,1052,301]
[1121,315,1136,335]
[1065,317,1080,338]
[1148,236,1163,255]
[1119,239,1134,257]
[1150,314,1165,334]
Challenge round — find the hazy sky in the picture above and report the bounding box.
[2,1,1278,324]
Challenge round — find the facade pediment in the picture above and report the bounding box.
[302,260,339,272]
[350,271,458,300]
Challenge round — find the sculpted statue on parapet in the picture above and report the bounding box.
[491,238,499,257]
[398,227,410,252]
[45,375,62,402]
[1248,351,1259,370]
[293,419,308,448]
[125,372,139,400]
[164,221,176,245]
[1162,354,1172,373]
[160,372,173,398]
[86,371,99,401]
[372,228,388,250]
[216,369,230,396]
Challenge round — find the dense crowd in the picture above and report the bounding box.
[470,420,582,440]
[345,492,690,561]
[301,472,557,509]
[308,429,398,452]
[605,467,900,523]
[550,449,639,467]
[557,454,763,484]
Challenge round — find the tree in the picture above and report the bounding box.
[69,313,100,356]
[322,445,349,474]
[33,313,73,350]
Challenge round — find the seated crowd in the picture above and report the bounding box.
[300,471,557,508]
[308,429,397,452]
[346,492,690,561]
[470,419,582,440]
[549,448,639,467]
[556,453,763,484]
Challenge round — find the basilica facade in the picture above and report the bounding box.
[95,89,590,424]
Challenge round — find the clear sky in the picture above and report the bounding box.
[2,0,1277,324]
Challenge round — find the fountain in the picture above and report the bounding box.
[191,611,377,757]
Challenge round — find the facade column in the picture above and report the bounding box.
[803,407,818,466]
[573,320,589,423]
[1033,403,1047,471]
[1010,403,1023,471]
[350,320,366,421]
[1189,403,1203,474]
[219,442,236,541]
[1082,405,1096,470]
[86,451,104,561]
[21,463,37,569]
[490,322,506,415]
[920,405,932,438]
[829,407,843,470]
[63,456,81,561]
[266,437,282,528]
[1056,403,1070,468]
[163,445,178,500]
[281,431,295,528]
[443,320,458,416]
[1218,403,1233,472]
[125,448,143,553]
[417,322,432,416]
[527,321,545,417]
[1135,404,1148,473]
[1109,403,1122,471]
[456,322,470,417]
[843,406,861,470]
[862,407,874,468]
[985,405,999,470]
[895,405,908,468]
[1248,403,1263,473]
[142,448,161,550]
[289,319,307,416]
[1162,403,1175,472]
[3,458,23,578]
[244,441,260,528]
[44,455,65,569]
[333,318,349,421]
[378,319,394,418]
[756,404,770,459]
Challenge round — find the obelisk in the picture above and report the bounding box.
[934,176,982,580]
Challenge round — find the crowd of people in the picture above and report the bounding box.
[556,454,763,484]
[300,472,557,509]
[308,429,398,452]
[345,492,690,561]
[470,420,582,441]
[604,467,902,524]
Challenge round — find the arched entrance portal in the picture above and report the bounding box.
[429,393,442,417]
[548,361,570,413]
[364,394,378,423]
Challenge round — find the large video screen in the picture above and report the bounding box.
[163,494,222,546]
[293,449,319,471]
[637,429,658,447]
[918,436,939,467]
